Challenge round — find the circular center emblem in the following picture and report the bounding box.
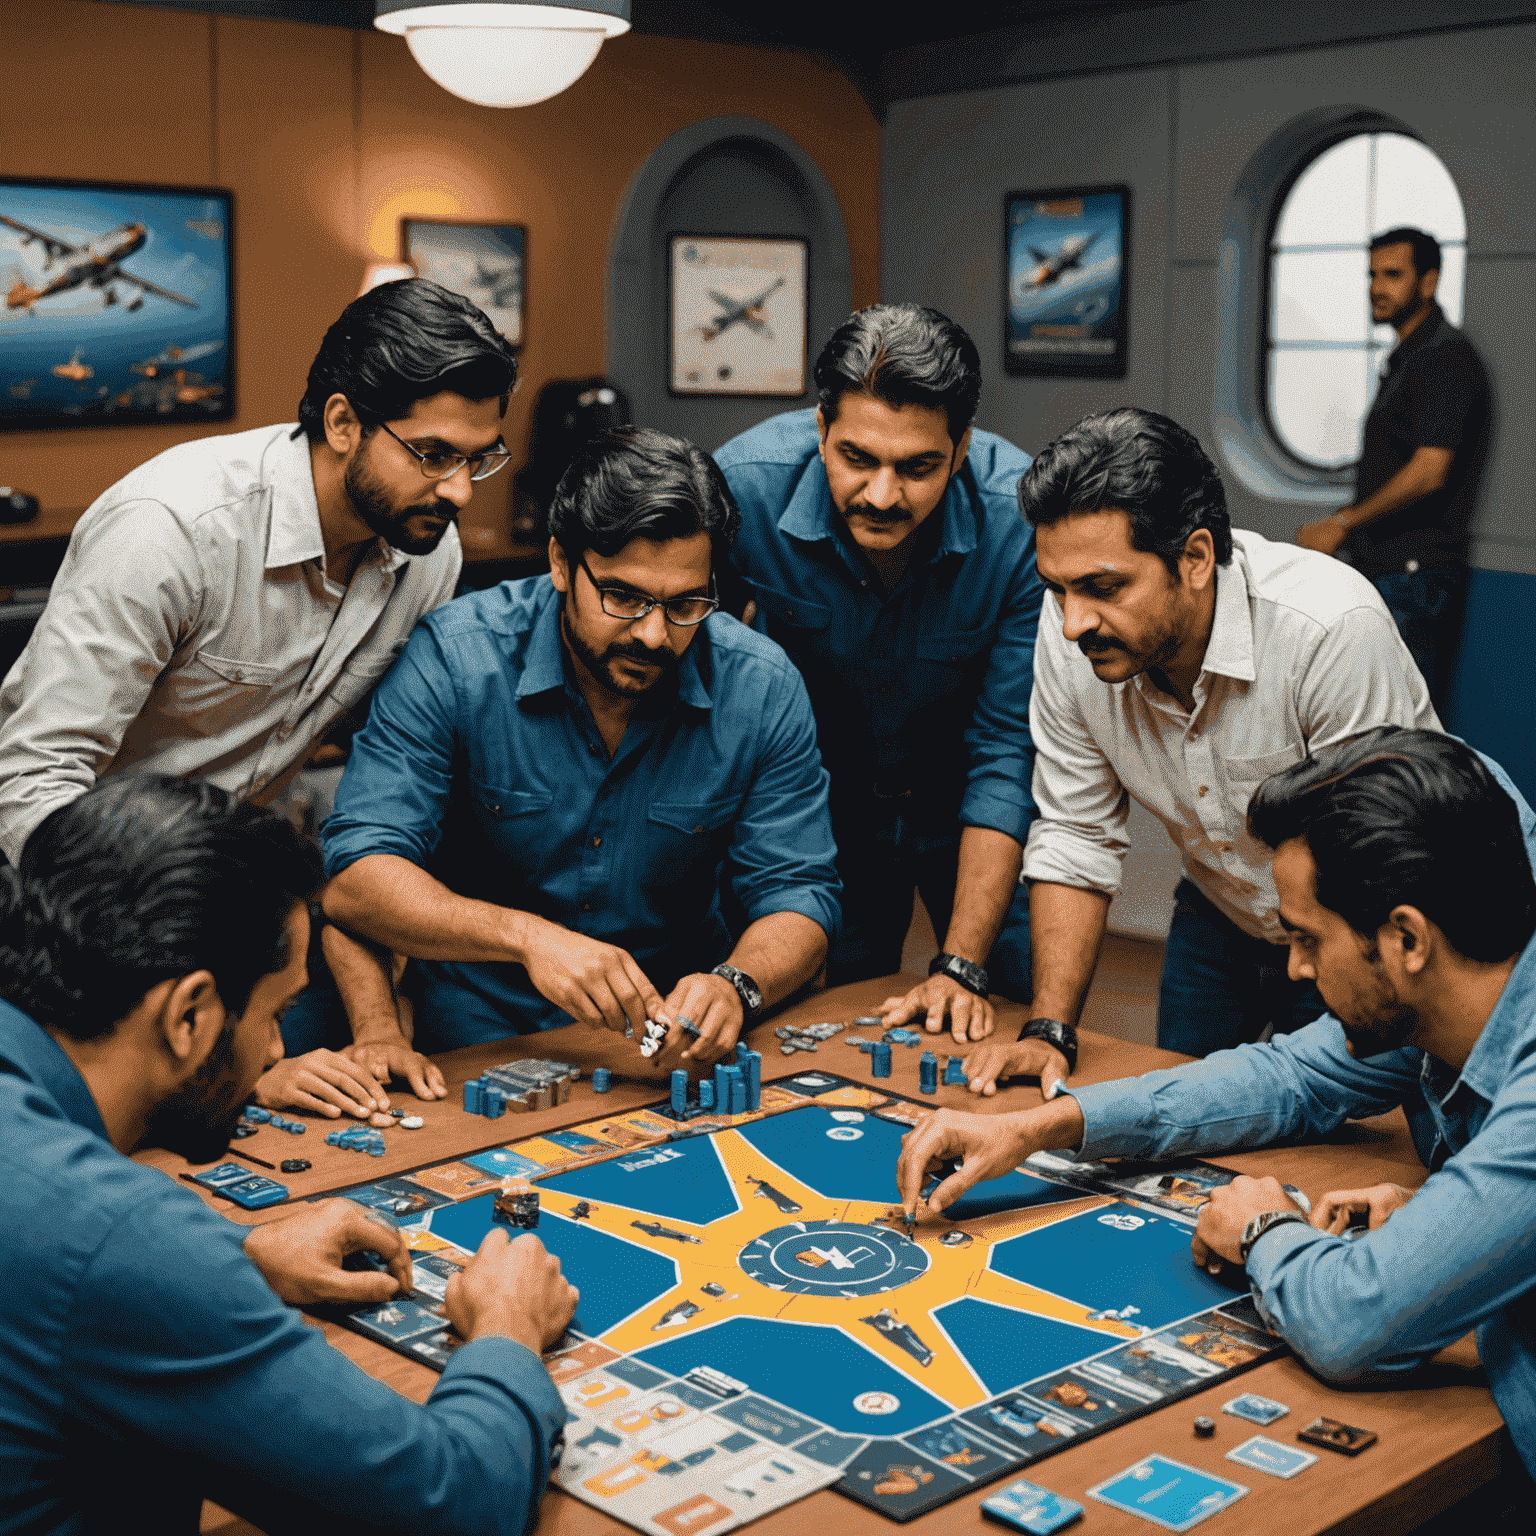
[738,1220,930,1297]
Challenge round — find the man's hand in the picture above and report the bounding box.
[243,1198,413,1305]
[661,972,742,1064]
[962,1038,1071,1101]
[896,1099,1084,1216]
[522,919,667,1034]
[254,1049,388,1121]
[879,975,994,1044]
[339,1031,448,1103]
[1295,515,1349,556]
[445,1227,579,1354]
[1192,1175,1303,1272]
[1310,1183,1413,1235]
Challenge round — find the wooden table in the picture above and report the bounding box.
[147,976,1509,1536]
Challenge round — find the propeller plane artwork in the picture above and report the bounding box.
[696,274,786,342]
[2,213,198,314]
[1021,229,1103,290]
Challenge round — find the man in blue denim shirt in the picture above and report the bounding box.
[715,304,1042,1045]
[898,730,1536,1479]
[0,776,575,1536]
[324,427,838,1059]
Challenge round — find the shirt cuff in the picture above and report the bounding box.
[1065,1079,1165,1159]
[1243,1216,1330,1333]
[960,783,1036,843]
[1021,826,1124,895]
[738,887,840,943]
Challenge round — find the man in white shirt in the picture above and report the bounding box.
[0,277,516,1118]
[964,408,1438,1093]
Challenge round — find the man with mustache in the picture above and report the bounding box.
[0,278,511,1118]
[896,730,1536,1508]
[963,408,1436,1092]
[1294,228,1489,706]
[321,426,838,1060]
[0,775,577,1535]
[715,304,1042,1044]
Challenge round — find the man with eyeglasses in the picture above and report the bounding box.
[0,277,515,1114]
[321,426,840,1062]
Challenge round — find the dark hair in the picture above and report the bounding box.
[297,278,517,443]
[0,776,323,1041]
[814,303,982,443]
[546,425,740,566]
[1370,226,1442,278]
[1248,728,1536,963]
[1017,407,1232,574]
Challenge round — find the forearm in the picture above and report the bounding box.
[322,921,406,1043]
[728,911,827,1008]
[1342,446,1452,528]
[324,854,545,965]
[1027,881,1109,1025]
[941,826,1024,964]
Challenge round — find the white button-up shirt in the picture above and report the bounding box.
[1022,529,1440,942]
[0,424,460,863]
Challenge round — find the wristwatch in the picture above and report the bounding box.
[711,963,763,1023]
[1239,1209,1310,1265]
[1016,1016,1079,1074]
[929,952,989,998]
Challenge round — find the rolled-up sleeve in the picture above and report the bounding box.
[1021,597,1129,892]
[66,1189,564,1536]
[726,661,841,940]
[322,626,459,877]
[0,500,201,863]
[960,553,1043,842]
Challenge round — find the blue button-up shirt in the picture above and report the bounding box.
[1069,759,1536,1475]
[323,576,839,1045]
[715,410,1042,841]
[0,999,564,1536]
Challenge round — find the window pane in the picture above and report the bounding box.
[1274,135,1370,247]
[1371,133,1467,241]
[1271,249,1370,342]
[1269,347,1371,469]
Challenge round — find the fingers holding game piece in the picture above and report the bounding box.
[1311,1182,1413,1234]
[253,1049,381,1120]
[668,972,742,1063]
[876,975,995,1044]
[962,1038,1068,1100]
[896,1107,1017,1214]
[521,921,666,1034]
[242,1195,412,1306]
[1195,1174,1302,1267]
[448,1226,580,1353]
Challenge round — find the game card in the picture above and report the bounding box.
[1226,1434,1318,1479]
[1222,1391,1289,1425]
[1297,1416,1377,1455]
[1089,1455,1247,1531]
[982,1478,1084,1534]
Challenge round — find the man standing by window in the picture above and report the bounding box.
[1296,227,1490,704]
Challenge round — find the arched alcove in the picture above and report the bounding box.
[607,115,853,449]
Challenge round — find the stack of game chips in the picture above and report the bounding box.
[698,1080,715,1110]
[671,1069,689,1114]
[871,1041,893,1079]
[919,1051,939,1095]
[944,1055,969,1087]
[264,1114,306,1134]
[326,1126,387,1156]
[592,1067,612,1093]
[740,1050,762,1111]
[639,1018,668,1059]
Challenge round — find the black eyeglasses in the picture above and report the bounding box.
[374,420,512,483]
[578,553,719,627]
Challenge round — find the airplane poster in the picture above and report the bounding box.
[403,219,524,347]
[669,235,807,398]
[1004,184,1129,378]
[0,177,232,429]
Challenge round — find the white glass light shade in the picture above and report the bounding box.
[359,260,417,295]
[376,4,630,109]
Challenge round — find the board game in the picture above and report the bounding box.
[319,1070,1285,1530]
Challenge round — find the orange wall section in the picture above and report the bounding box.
[0,0,881,538]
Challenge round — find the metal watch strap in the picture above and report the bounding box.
[928,952,989,998]
[1239,1209,1309,1265]
[1015,1016,1079,1073]
[711,963,763,1021]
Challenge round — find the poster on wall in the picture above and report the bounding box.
[669,235,807,398]
[1004,184,1129,378]
[403,220,525,347]
[0,177,233,430]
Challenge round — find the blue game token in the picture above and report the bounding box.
[592,1067,612,1093]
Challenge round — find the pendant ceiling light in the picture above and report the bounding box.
[375,1,631,109]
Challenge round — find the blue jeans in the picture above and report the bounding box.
[1371,567,1467,708]
[826,805,1033,1003]
[1158,879,1327,1056]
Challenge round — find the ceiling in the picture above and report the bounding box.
[94,0,1189,114]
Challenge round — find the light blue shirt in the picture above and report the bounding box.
[1069,758,1536,1475]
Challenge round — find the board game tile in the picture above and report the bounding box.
[510,1136,591,1169]
[544,1339,624,1386]
[794,1428,869,1467]
[407,1160,505,1199]
[756,1084,810,1111]
[462,1146,547,1179]
[837,1438,971,1520]
[902,1417,1026,1481]
[577,1110,677,1148]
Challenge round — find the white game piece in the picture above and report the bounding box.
[400,1115,424,1129]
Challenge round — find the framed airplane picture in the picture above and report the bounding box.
[0,176,233,430]
[669,235,808,398]
[1004,184,1130,378]
[403,219,525,347]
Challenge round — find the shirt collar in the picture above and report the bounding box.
[778,455,978,560]
[1455,927,1536,1105]
[1197,555,1257,684]
[1385,302,1444,374]
[264,427,410,576]
[515,579,713,712]
[0,998,110,1142]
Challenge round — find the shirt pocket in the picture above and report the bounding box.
[170,649,281,736]
[1222,744,1305,786]
[750,583,832,647]
[647,797,740,890]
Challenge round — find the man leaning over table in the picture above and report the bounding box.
[898,728,1536,1491]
